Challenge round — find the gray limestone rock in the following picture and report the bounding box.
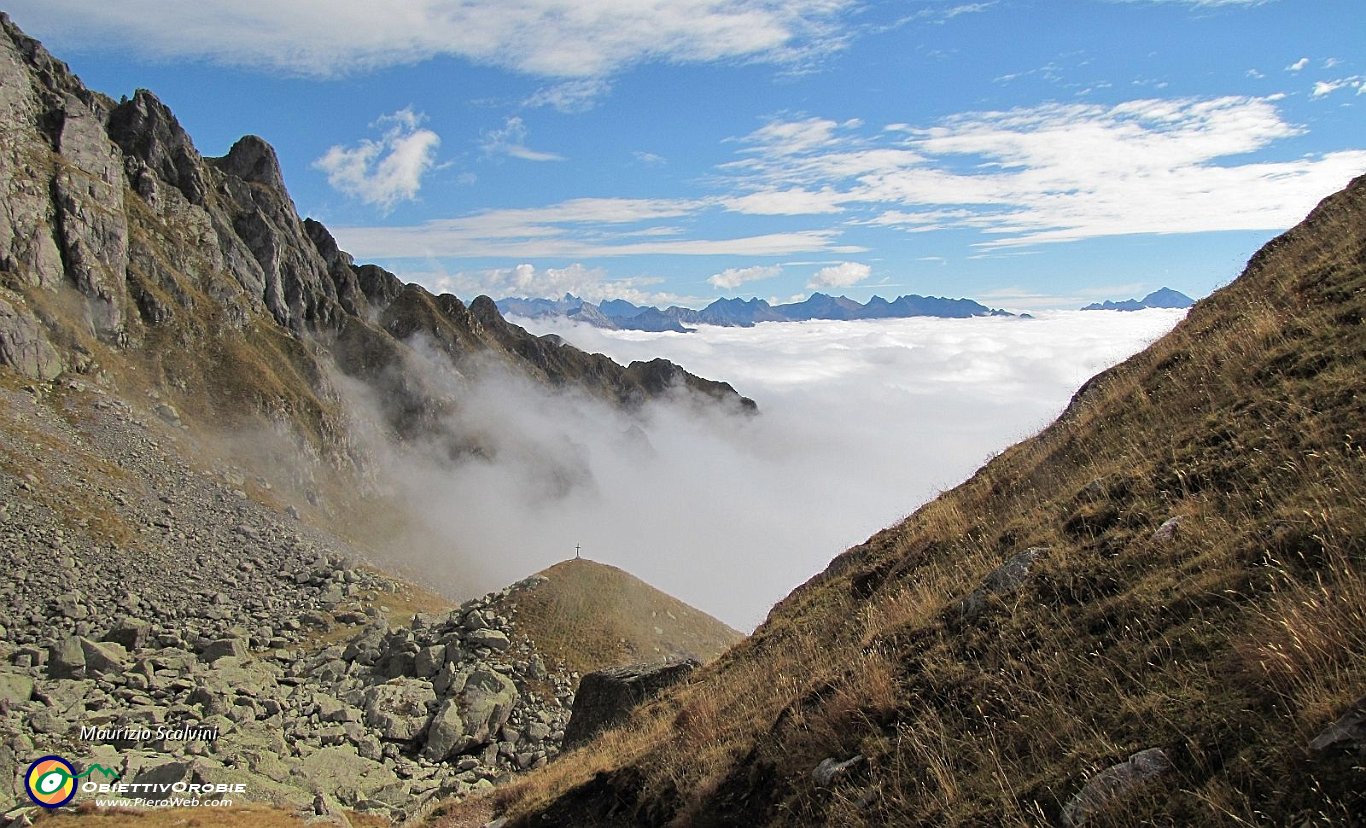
[363,679,436,741]
[957,547,1047,622]
[422,697,468,762]
[47,637,86,680]
[457,668,518,747]
[0,291,62,380]
[1308,694,1366,756]
[1062,748,1174,827]
[563,659,699,747]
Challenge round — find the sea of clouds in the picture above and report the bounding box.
[375,310,1185,631]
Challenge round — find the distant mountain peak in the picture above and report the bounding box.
[1082,287,1195,311]
[500,291,1014,331]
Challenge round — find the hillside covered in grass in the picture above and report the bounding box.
[493,559,743,677]
[484,176,1366,826]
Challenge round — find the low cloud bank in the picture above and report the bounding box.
[365,311,1184,631]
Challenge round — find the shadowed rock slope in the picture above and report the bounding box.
[487,176,1366,826]
[490,559,743,678]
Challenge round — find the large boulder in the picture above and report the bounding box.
[563,659,699,747]
[47,636,86,680]
[1308,694,1366,756]
[422,698,467,762]
[363,679,436,741]
[456,668,517,747]
[79,638,128,678]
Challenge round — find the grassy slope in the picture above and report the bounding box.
[491,177,1366,826]
[494,559,743,676]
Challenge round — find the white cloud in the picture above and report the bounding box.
[313,108,440,210]
[723,188,845,215]
[481,116,564,162]
[486,310,1186,627]
[523,78,612,113]
[633,151,667,166]
[1311,77,1366,99]
[330,196,863,259]
[1287,57,1309,72]
[723,96,1366,249]
[809,261,870,288]
[12,0,855,78]
[420,262,698,307]
[708,264,782,290]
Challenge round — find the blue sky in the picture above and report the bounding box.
[12,0,1365,310]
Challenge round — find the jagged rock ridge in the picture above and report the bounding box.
[0,11,753,471]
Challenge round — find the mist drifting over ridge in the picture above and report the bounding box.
[370,311,1185,631]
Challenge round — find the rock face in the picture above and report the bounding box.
[0,12,752,460]
[563,658,700,747]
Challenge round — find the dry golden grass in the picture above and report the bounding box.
[493,558,742,676]
[488,178,1366,825]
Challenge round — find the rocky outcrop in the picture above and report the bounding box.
[562,658,699,747]
[0,288,62,379]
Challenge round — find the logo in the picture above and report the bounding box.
[24,756,120,808]
[25,756,76,808]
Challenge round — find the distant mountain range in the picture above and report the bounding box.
[498,292,1015,332]
[1081,287,1195,311]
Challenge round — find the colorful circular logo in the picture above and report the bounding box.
[25,755,77,808]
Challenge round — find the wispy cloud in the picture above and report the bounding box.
[332,195,861,260]
[1311,77,1366,99]
[11,0,857,78]
[723,95,1366,248]
[422,262,696,306]
[708,264,782,290]
[523,78,612,113]
[1286,57,1309,72]
[313,108,440,210]
[481,116,564,162]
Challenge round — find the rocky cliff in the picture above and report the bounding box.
[0,12,751,479]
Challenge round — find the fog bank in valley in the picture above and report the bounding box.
[373,311,1185,631]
